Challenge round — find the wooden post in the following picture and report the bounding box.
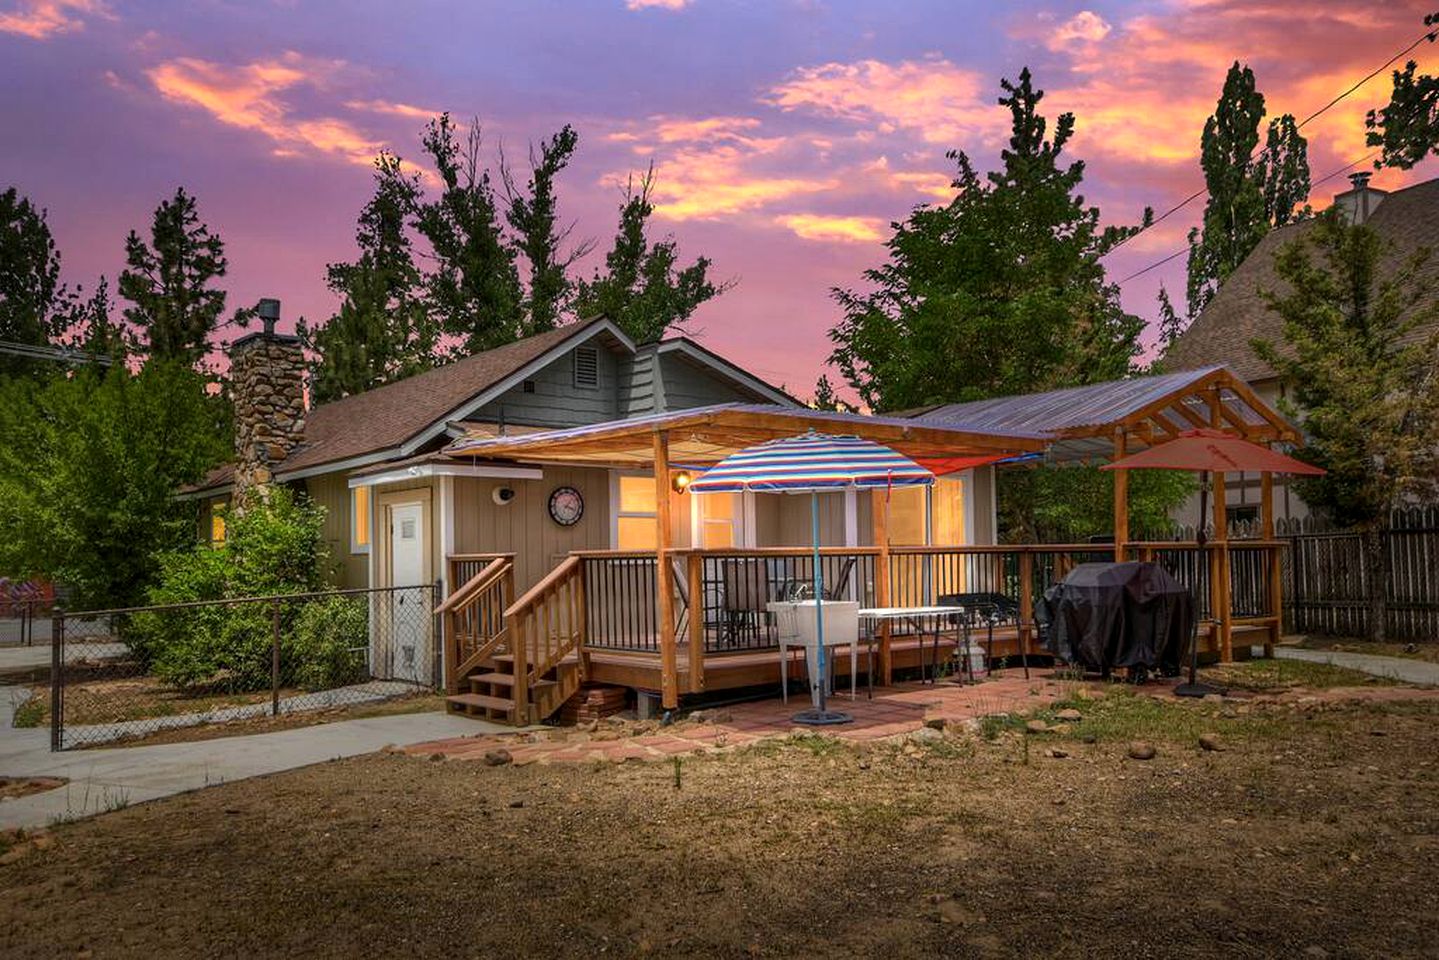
[1018,551,1034,667]
[687,552,705,693]
[1213,471,1232,662]
[1261,470,1279,657]
[513,610,530,722]
[1113,428,1129,561]
[871,488,893,685]
[653,431,679,710]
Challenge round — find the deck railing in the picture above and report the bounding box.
[448,539,1287,704]
[438,555,514,694]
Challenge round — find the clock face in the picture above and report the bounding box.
[548,486,584,526]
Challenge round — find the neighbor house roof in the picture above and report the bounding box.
[1164,177,1439,381]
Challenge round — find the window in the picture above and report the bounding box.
[697,492,739,548]
[573,346,600,388]
[616,474,657,549]
[351,485,371,553]
[210,499,228,545]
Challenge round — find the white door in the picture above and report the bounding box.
[388,502,430,684]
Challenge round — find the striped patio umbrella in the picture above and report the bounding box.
[690,433,934,724]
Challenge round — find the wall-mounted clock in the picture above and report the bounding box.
[548,485,584,526]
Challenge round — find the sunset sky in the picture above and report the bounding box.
[4,0,1438,397]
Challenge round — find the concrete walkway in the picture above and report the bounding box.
[1275,646,1439,686]
[0,687,503,830]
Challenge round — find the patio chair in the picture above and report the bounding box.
[672,556,690,642]
[721,558,770,646]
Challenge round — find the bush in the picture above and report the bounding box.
[287,596,369,691]
[126,488,341,692]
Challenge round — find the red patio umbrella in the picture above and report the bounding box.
[1101,428,1324,696]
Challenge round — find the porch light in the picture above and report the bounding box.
[671,470,692,494]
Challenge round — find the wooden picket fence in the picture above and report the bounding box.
[1277,507,1439,641]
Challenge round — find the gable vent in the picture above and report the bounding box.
[573,346,600,388]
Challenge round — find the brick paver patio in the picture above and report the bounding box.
[406,670,1088,765]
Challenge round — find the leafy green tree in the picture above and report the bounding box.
[573,168,726,344]
[998,467,1195,545]
[415,115,525,354]
[503,125,588,335]
[0,360,231,608]
[829,68,1147,412]
[1365,13,1439,169]
[0,187,62,377]
[1185,63,1310,320]
[119,187,232,363]
[1253,213,1439,642]
[300,154,437,403]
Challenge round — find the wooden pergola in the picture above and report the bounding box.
[439,368,1307,720]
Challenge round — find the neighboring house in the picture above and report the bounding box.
[1162,172,1439,527]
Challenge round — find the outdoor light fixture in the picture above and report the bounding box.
[671,470,692,494]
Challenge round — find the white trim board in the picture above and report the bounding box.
[348,463,543,489]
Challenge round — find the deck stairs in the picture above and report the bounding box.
[439,554,586,725]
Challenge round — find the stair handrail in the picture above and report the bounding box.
[504,554,585,695]
[441,556,515,694]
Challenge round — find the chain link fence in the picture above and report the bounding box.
[35,584,440,749]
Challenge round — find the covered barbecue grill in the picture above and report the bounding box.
[1036,562,1194,679]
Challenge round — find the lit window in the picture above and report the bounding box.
[210,500,227,545]
[616,474,657,550]
[351,486,371,552]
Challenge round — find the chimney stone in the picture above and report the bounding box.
[230,299,305,508]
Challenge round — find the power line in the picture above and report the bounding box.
[1113,149,1380,287]
[1105,25,1438,257]
[0,340,114,367]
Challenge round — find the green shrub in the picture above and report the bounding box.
[287,596,369,691]
[127,488,337,692]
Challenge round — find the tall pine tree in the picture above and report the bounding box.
[300,154,436,403]
[573,168,725,344]
[1364,12,1439,170]
[828,68,1148,411]
[0,187,62,377]
[415,115,524,354]
[119,187,231,364]
[503,125,587,336]
[1185,63,1310,320]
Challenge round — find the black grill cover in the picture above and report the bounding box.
[1035,562,1194,677]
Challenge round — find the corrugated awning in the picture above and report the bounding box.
[443,403,1046,466]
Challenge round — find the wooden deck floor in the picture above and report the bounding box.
[584,623,1264,698]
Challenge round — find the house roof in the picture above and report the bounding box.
[443,403,1047,466]
[1164,177,1439,381]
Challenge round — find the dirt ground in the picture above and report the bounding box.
[1296,637,1439,663]
[2,688,1436,959]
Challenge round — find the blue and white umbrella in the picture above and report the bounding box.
[689,433,934,723]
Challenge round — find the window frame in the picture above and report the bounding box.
[611,471,658,550]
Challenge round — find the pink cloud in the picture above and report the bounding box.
[147,52,384,168]
[625,0,690,9]
[1047,10,1112,50]
[776,213,887,243]
[0,0,109,40]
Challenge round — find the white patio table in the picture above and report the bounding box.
[858,605,969,688]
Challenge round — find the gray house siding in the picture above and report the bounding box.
[617,349,659,418]
[659,352,761,409]
[468,334,622,429]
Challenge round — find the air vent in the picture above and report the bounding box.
[522,379,536,394]
[573,346,599,388]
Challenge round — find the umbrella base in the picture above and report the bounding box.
[1173,681,1228,699]
[791,708,854,726]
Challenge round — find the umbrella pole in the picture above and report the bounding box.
[793,490,852,725]
[1175,470,1227,699]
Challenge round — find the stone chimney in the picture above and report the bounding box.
[230,298,306,508]
[1332,171,1388,225]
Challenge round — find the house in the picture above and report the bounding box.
[1162,171,1439,526]
[190,303,1303,722]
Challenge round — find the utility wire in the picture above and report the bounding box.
[1114,149,1381,286]
[0,340,114,366]
[1106,26,1438,257]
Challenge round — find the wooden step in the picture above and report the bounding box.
[446,692,516,713]
[469,671,516,687]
